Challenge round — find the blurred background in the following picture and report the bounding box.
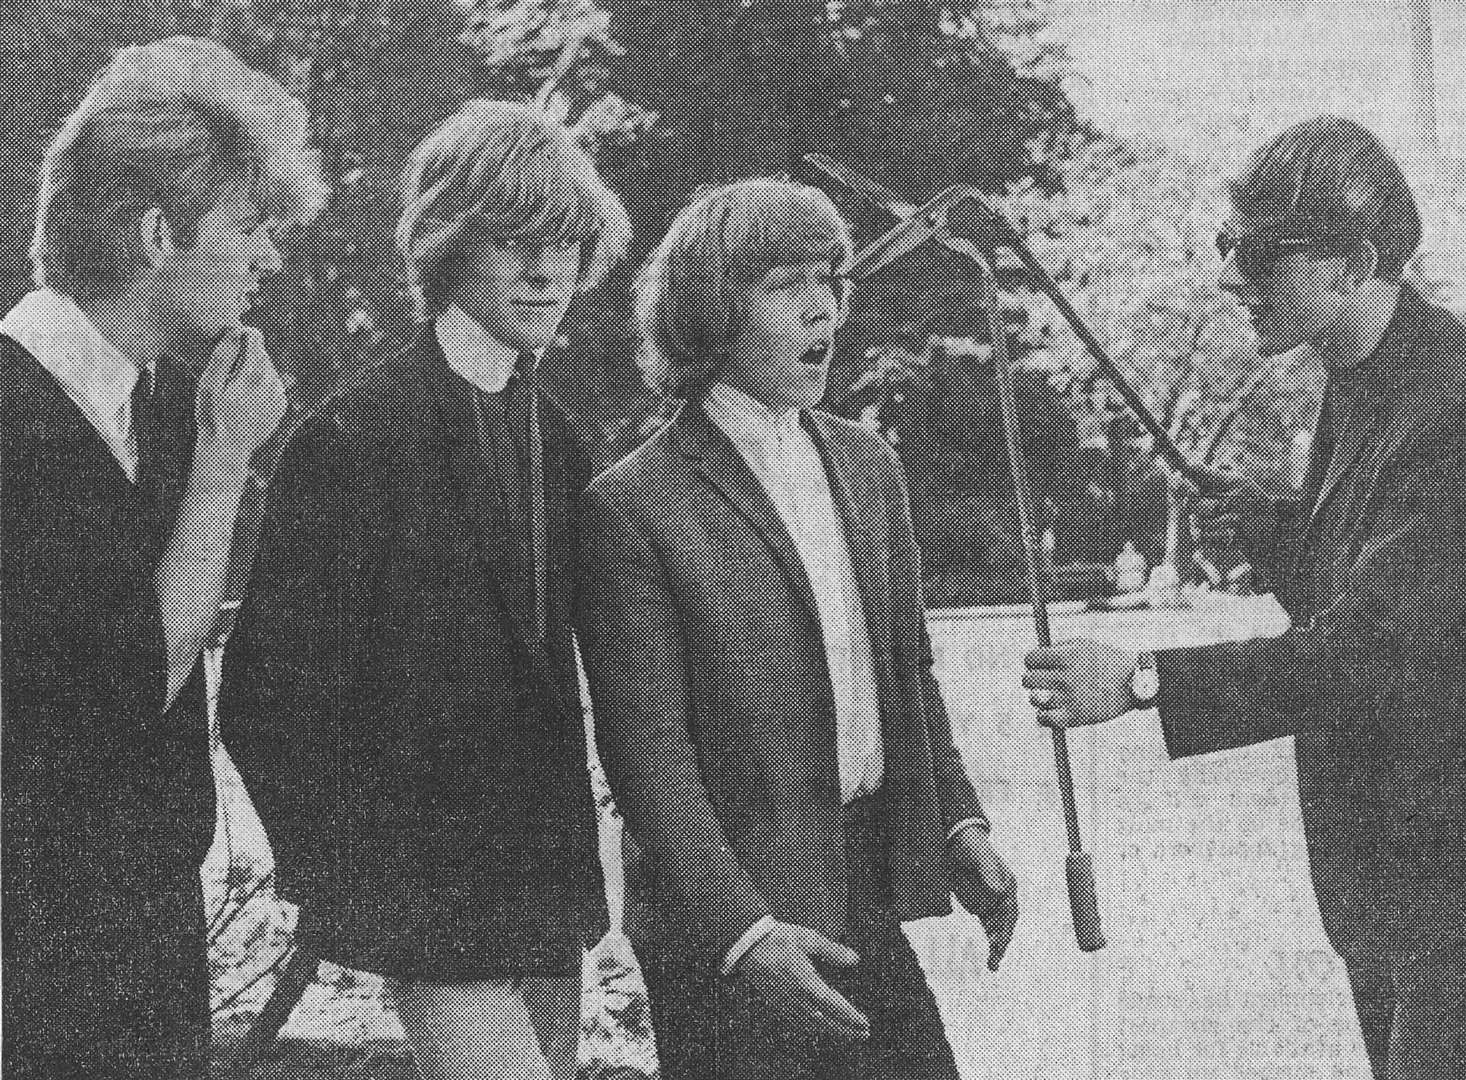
[6,0,1463,607]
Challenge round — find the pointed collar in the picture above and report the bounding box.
[1,289,147,479]
[702,381,804,444]
[434,306,526,394]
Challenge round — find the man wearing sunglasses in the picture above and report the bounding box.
[1024,115,1466,1079]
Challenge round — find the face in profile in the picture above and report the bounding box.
[155,179,284,370]
[449,232,585,355]
[721,260,846,414]
[1217,218,1349,360]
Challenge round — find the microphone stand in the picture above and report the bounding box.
[806,153,1225,495]
[820,159,1107,952]
[968,235,1106,953]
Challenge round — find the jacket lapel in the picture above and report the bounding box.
[674,404,822,628]
[417,330,558,681]
[1306,290,1417,530]
[805,413,894,661]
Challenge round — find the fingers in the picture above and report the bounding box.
[795,925,860,969]
[984,892,1019,971]
[1024,648,1066,716]
[802,979,870,1042]
[747,926,869,1043]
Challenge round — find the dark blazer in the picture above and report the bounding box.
[2,336,213,1076]
[576,403,986,973]
[1156,284,1466,960]
[220,329,605,980]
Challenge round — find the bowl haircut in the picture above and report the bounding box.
[636,178,854,401]
[1229,115,1421,279]
[398,100,631,321]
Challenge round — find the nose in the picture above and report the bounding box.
[516,243,576,284]
[809,280,844,326]
[255,228,284,276]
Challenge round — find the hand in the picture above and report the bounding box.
[1184,464,1278,558]
[1024,638,1139,729]
[194,327,289,469]
[731,920,870,1043]
[947,826,1018,970]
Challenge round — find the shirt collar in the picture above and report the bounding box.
[435,305,523,394]
[1,287,145,432]
[704,381,803,442]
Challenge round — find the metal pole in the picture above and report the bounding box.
[971,246,1106,953]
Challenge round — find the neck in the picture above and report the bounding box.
[714,379,801,420]
[71,290,164,372]
[1315,279,1402,374]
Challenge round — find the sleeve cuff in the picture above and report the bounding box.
[719,915,778,977]
[945,816,990,843]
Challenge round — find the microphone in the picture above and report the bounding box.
[840,184,973,282]
[807,154,1019,264]
[806,153,1225,494]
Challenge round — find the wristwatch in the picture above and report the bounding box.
[1129,651,1159,709]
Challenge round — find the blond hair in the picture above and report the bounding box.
[397,100,630,320]
[635,178,853,400]
[31,36,326,299]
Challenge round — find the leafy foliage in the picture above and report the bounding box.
[1003,128,1320,482]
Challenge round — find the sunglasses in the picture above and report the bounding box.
[1214,234,1321,280]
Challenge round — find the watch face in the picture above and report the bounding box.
[1131,666,1160,705]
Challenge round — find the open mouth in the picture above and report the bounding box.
[800,343,831,366]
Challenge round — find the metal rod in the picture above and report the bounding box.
[972,244,1106,953]
[803,153,1223,493]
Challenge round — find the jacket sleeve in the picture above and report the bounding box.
[575,483,773,970]
[1158,407,1466,758]
[217,418,377,860]
[879,438,988,833]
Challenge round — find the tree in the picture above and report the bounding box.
[1001,131,1325,588]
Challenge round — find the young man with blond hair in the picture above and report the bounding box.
[221,100,629,1080]
[2,36,323,1078]
[577,177,1019,1080]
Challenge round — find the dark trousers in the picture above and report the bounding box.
[643,791,962,1080]
[4,866,209,1080]
[1341,939,1466,1080]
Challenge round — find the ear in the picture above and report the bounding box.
[137,207,176,270]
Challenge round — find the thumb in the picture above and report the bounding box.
[795,926,859,968]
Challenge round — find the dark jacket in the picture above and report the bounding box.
[220,329,605,980]
[1156,284,1466,960]
[576,403,987,973]
[2,336,213,1076]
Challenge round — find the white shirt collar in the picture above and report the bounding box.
[704,381,803,442]
[435,305,523,394]
[0,288,145,480]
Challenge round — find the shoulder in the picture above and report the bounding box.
[1398,289,1466,388]
[268,351,410,512]
[586,411,688,501]
[810,408,903,478]
[2,336,71,435]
